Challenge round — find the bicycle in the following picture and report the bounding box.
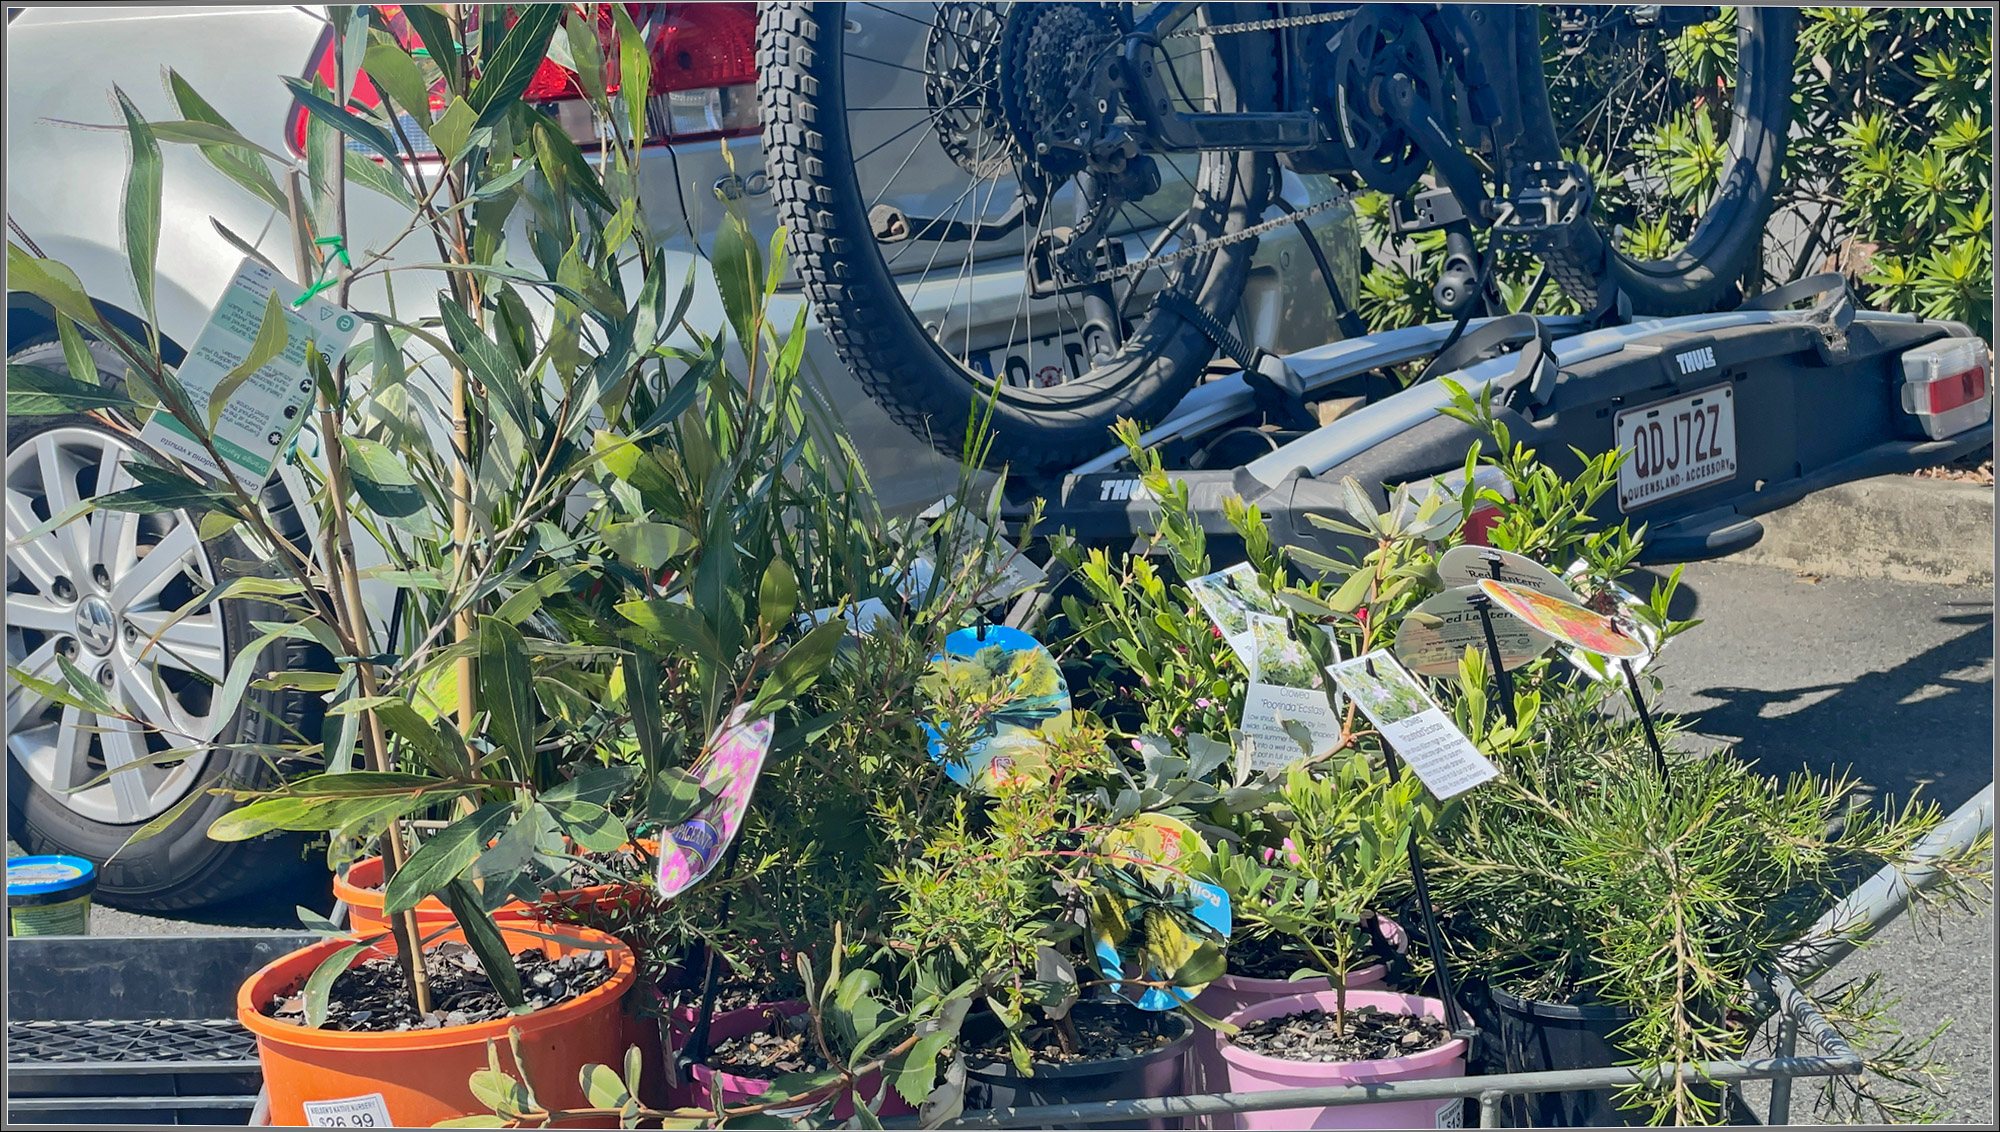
[758,3,1797,478]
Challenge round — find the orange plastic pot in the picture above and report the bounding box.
[336,842,659,934]
[238,924,636,1127]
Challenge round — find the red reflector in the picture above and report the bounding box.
[1927,366,1987,414]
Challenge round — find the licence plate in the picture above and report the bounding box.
[1615,384,1737,510]
[971,333,1090,389]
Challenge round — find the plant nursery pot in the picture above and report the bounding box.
[1483,984,1668,1128]
[964,1002,1193,1130]
[1184,965,1389,1131]
[337,844,658,934]
[683,999,913,1121]
[238,923,635,1127]
[1217,989,1468,1131]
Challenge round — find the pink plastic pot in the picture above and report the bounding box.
[1217,989,1467,1131]
[681,1000,913,1122]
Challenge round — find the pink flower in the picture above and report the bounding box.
[1260,838,1305,867]
[1130,738,1144,751]
[1195,698,1212,709]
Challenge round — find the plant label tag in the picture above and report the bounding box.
[1436,545,1577,601]
[796,597,894,636]
[138,256,361,490]
[657,707,773,900]
[1188,562,1282,676]
[1328,651,1499,800]
[1436,1098,1466,1127]
[1559,563,1661,683]
[1394,585,1555,677]
[921,625,1071,790]
[1477,579,1647,659]
[1239,683,1342,772]
[300,1092,391,1127]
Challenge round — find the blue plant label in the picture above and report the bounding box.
[920,626,1070,790]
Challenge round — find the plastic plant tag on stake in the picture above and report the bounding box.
[657,706,774,900]
[1087,814,1232,1011]
[1327,651,1499,801]
[1395,585,1556,677]
[1237,614,1342,772]
[1435,545,1579,601]
[138,255,361,489]
[920,625,1071,790]
[1557,562,1661,683]
[1187,562,1284,677]
[1474,579,1647,660]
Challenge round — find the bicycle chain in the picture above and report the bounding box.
[1162,7,1354,40]
[1060,6,1358,286]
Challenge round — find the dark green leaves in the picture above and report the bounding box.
[6,364,137,415]
[753,620,844,714]
[438,878,526,1008]
[600,522,694,571]
[341,436,435,536]
[281,75,401,162]
[302,941,369,1029]
[478,616,538,774]
[759,558,799,630]
[112,86,162,329]
[711,211,763,348]
[439,300,531,433]
[383,803,515,915]
[469,3,562,130]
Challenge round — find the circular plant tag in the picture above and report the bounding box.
[921,625,1071,790]
[657,707,773,900]
[1436,545,1579,602]
[1394,584,1557,676]
[1476,579,1647,659]
[1088,814,1232,1012]
[1558,564,1662,682]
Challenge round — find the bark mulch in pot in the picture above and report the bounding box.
[968,1008,1180,1068]
[1229,1005,1450,1063]
[261,941,615,1033]
[705,1010,830,1077]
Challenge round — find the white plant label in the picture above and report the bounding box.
[1394,584,1555,677]
[1188,562,1282,676]
[1328,651,1499,800]
[1238,615,1340,771]
[300,1092,391,1127]
[139,256,361,489]
[1437,1098,1466,1128]
[1436,545,1578,602]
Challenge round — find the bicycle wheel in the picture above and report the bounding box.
[1516,6,1798,314]
[759,2,1277,479]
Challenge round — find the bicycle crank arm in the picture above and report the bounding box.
[1379,72,1491,222]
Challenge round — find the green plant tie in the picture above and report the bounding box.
[292,235,353,309]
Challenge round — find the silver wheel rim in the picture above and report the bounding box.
[6,426,223,824]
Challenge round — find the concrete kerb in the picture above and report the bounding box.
[1725,474,1995,586]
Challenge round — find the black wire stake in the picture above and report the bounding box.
[1366,658,1467,1037]
[1620,656,1670,781]
[677,837,748,1075]
[1468,593,1519,729]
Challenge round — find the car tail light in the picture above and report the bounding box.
[1899,337,1991,440]
[1389,466,1514,545]
[289,5,758,161]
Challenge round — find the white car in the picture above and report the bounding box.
[4,2,1359,909]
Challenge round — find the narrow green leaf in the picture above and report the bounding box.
[396,4,461,95]
[345,147,418,207]
[438,300,531,432]
[362,37,432,121]
[145,119,291,162]
[478,615,538,772]
[7,244,105,331]
[611,3,650,147]
[113,86,163,328]
[340,435,435,535]
[469,3,563,129]
[303,942,369,1029]
[56,315,99,386]
[6,364,137,415]
[564,7,609,104]
[711,211,762,348]
[754,620,844,712]
[106,787,205,861]
[166,71,289,212]
[438,878,526,1008]
[384,803,515,914]
[600,521,694,571]
[622,651,665,776]
[492,563,591,623]
[208,291,292,429]
[759,558,800,629]
[528,113,616,213]
[281,75,401,161]
[615,598,723,662]
[544,798,627,853]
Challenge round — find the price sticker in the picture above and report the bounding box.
[300,1092,391,1127]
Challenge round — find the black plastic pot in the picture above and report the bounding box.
[1484,983,1641,1127]
[963,1002,1192,1130]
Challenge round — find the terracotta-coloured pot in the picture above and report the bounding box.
[238,924,635,1127]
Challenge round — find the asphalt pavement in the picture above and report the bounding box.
[10,558,1993,1125]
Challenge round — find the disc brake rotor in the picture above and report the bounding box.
[926,3,1016,178]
